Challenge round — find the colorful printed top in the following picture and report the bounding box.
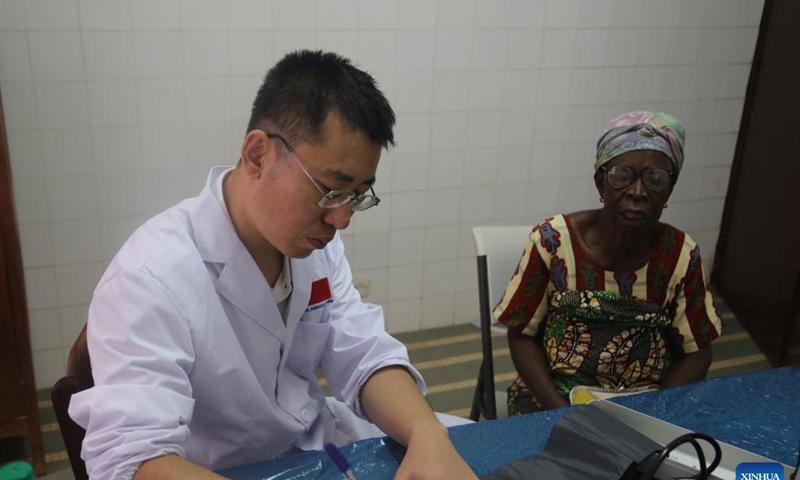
[493,214,722,400]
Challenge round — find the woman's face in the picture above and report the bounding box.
[594,150,674,230]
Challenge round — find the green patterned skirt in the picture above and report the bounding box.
[507,290,677,416]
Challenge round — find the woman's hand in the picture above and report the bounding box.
[660,346,713,388]
[507,329,570,410]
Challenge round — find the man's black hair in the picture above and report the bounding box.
[247,50,395,148]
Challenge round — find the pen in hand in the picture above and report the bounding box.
[324,442,357,480]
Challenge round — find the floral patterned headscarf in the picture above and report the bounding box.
[594,111,686,181]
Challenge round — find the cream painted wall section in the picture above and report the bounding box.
[0,0,763,388]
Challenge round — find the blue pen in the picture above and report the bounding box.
[323,442,357,480]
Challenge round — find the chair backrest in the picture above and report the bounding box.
[51,325,92,480]
[473,226,533,311]
[469,226,532,420]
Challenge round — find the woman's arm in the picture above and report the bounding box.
[659,236,720,389]
[507,329,569,410]
[659,346,712,388]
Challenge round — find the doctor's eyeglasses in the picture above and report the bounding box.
[266,133,381,212]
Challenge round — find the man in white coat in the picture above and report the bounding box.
[69,50,477,480]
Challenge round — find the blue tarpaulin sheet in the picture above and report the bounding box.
[219,367,800,479]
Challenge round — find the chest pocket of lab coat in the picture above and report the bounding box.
[286,301,332,378]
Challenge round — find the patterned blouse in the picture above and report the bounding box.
[493,214,723,408]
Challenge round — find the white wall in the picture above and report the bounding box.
[0,0,763,388]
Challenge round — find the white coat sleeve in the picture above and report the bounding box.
[68,269,197,480]
[321,236,426,418]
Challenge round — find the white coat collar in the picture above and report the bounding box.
[189,167,318,338]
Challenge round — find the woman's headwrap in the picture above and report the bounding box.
[594,111,686,181]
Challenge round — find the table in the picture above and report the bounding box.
[218,367,800,479]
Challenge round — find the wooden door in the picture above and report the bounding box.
[0,221,25,421]
[711,0,800,366]
[0,82,46,474]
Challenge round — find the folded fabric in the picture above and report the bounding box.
[570,385,658,405]
[480,404,664,480]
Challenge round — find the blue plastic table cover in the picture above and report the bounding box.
[218,367,800,479]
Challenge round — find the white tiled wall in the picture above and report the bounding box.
[0,0,762,388]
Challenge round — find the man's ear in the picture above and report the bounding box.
[240,130,270,177]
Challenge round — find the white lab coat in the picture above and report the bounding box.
[69,167,425,479]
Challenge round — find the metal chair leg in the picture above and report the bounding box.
[470,365,485,421]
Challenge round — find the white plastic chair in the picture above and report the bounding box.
[469,226,533,421]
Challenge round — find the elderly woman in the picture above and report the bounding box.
[494,111,723,415]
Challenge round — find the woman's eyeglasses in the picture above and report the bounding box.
[603,165,673,192]
[266,133,381,212]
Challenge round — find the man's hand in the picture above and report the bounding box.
[361,366,478,479]
[395,422,477,480]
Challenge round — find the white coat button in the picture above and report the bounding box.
[301,408,312,423]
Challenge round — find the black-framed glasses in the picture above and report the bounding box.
[602,165,673,192]
[266,133,381,212]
